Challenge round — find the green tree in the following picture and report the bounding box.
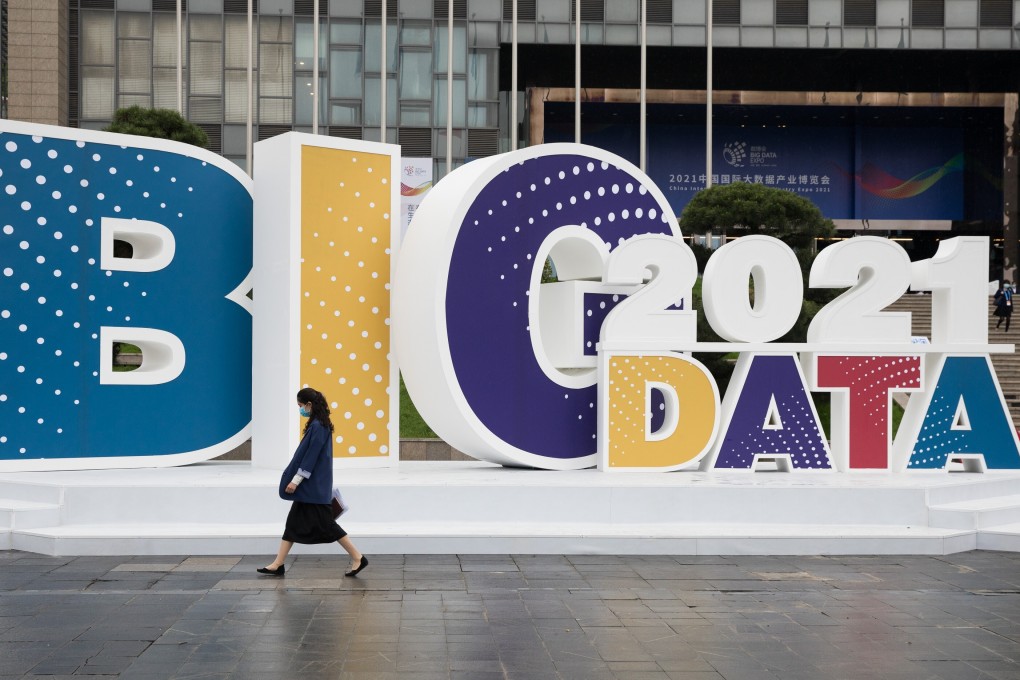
[103,106,208,148]
[679,181,834,250]
[680,183,839,393]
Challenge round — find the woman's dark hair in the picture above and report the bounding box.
[296,387,334,434]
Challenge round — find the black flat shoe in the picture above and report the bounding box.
[257,565,285,576]
[345,556,368,577]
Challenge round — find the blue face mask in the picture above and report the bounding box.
[299,405,311,418]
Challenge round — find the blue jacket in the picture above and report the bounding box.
[279,420,333,504]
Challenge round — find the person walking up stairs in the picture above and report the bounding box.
[994,281,1014,332]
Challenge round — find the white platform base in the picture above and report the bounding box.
[2,461,1020,556]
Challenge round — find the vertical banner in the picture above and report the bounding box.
[252,133,400,470]
[399,157,433,240]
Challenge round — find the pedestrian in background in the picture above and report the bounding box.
[258,387,368,578]
[995,281,1014,332]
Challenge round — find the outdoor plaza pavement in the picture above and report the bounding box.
[1,549,1019,679]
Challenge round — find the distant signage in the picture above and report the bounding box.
[546,106,995,221]
[400,157,433,240]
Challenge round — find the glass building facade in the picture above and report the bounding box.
[70,0,506,176]
[64,0,1019,177]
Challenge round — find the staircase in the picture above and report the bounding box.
[885,293,1020,428]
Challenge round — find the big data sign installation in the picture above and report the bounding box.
[394,143,1020,473]
[2,121,1018,474]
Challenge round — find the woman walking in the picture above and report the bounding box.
[258,387,368,578]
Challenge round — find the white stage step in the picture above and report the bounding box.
[0,498,63,530]
[10,521,975,557]
[976,523,1020,552]
[1,461,1018,556]
[928,494,1020,529]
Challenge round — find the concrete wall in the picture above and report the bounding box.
[7,0,67,126]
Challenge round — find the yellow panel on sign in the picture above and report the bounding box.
[607,354,717,468]
[300,146,393,457]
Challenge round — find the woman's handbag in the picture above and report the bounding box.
[331,487,348,519]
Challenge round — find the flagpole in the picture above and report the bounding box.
[446,1,453,174]
[639,0,646,172]
[706,0,713,188]
[574,0,581,142]
[245,0,253,175]
[312,0,319,134]
[511,0,518,151]
[380,0,387,140]
[176,0,183,114]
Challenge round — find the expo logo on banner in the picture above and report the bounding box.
[2,121,1018,474]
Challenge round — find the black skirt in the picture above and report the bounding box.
[282,501,347,544]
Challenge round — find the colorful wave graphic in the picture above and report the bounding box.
[400,180,433,197]
[855,153,964,200]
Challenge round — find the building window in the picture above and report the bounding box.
[330,101,361,125]
[118,13,152,109]
[433,24,466,74]
[295,17,326,71]
[502,0,537,22]
[467,49,497,101]
[399,101,429,126]
[911,0,945,27]
[330,20,362,45]
[364,74,396,126]
[844,0,877,26]
[646,0,672,24]
[152,13,185,113]
[189,15,223,122]
[979,0,1013,27]
[80,10,116,120]
[713,0,740,25]
[433,77,465,127]
[295,73,326,125]
[329,48,363,99]
[572,0,606,23]
[259,15,293,125]
[400,49,433,99]
[365,21,397,73]
[776,0,808,25]
[224,15,253,124]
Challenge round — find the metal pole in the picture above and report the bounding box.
[312,0,319,134]
[446,2,453,174]
[574,0,581,142]
[706,0,713,188]
[380,0,387,140]
[1003,93,1019,286]
[245,0,253,175]
[511,0,517,151]
[639,0,646,172]
[176,0,183,114]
